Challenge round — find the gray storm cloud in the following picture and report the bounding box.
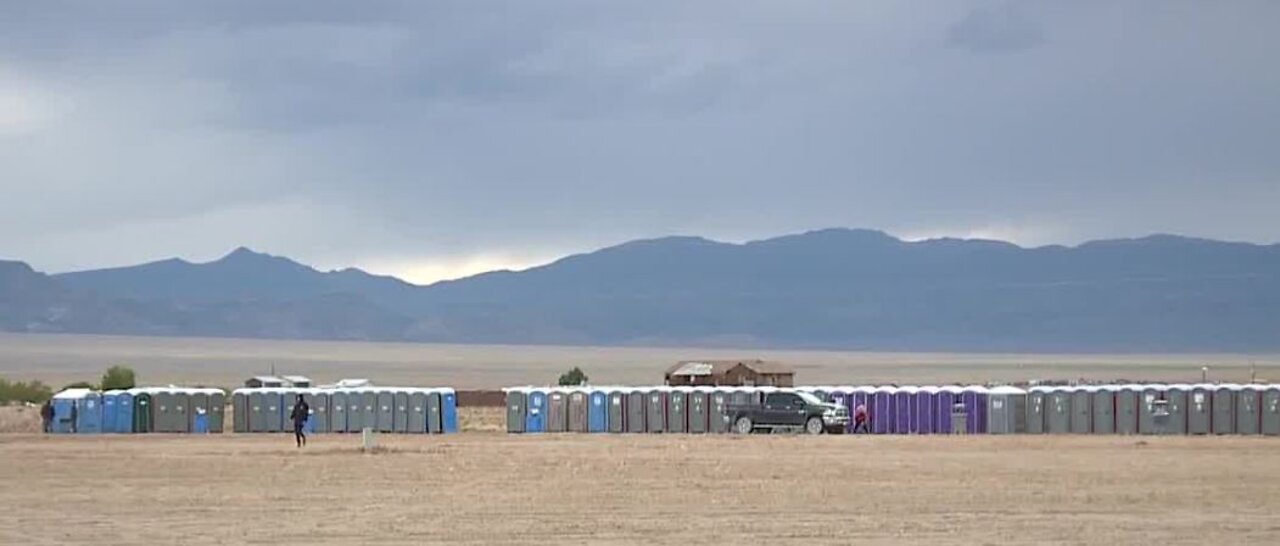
[1,1,1277,281]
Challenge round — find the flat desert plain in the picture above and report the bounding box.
[1,432,1278,545]
[2,333,1277,388]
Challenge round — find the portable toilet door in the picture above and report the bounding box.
[567,389,590,433]
[547,390,569,433]
[101,391,119,433]
[1026,387,1047,434]
[607,389,626,433]
[266,390,286,433]
[1046,388,1072,434]
[872,387,895,434]
[505,389,527,433]
[666,388,688,434]
[1115,385,1139,434]
[709,389,730,434]
[392,390,410,433]
[1091,386,1116,434]
[174,390,192,433]
[525,389,547,433]
[132,391,153,433]
[247,390,265,432]
[625,390,646,433]
[687,388,710,434]
[1211,385,1236,434]
[360,390,378,432]
[893,388,913,434]
[1237,385,1261,435]
[76,391,103,434]
[189,391,210,433]
[329,390,347,433]
[374,390,394,433]
[406,390,426,433]
[933,387,959,434]
[1164,385,1189,435]
[588,390,608,433]
[1069,387,1092,434]
[1187,385,1212,435]
[152,390,174,433]
[986,386,1026,434]
[1137,385,1165,435]
[205,390,222,434]
[1262,386,1280,436]
[914,387,936,434]
[233,391,249,433]
[309,390,330,433]
[441,389,458,434]
[962,387,988,434]
[645,388,667,433]
[425,389,444,434]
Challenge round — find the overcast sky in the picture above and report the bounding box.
[2,1,1277,283]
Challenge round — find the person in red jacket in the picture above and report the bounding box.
[853,404,870,434]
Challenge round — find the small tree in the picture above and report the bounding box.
[557,367,589,386]
[100,365,137,391]
[62,381,96,390]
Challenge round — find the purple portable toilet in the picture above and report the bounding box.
[935,386,961,434]
[845,387,872,433]
[916,386,938,434]
[872,387,895,434]
[962,386,989,434]
[895,386,918,433]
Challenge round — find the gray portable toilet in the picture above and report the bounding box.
[646,388,667,433]
[505,388,527,433]
[626,390,646,433]
[1138,385,1166,435]
[666,387,688,433]
[1212,384,1237,434]
[208,390,226,433]
[547,389,568,433]
[1262,385,1280,436]
[1026,387,1047,434]
[409,389,428,433]
[307,389,330,433]
[425,389,444,433]
[376,389,395,432]
[248,390,266,432]
[342,390,363,432]
[329,390,348,433]
[1187,384,1213,435]
[233,390,249,433]
[986,386,1026,434]
[567,389,589,433]
[1237,385,1262,435]
[1164,385,1189,435]
[171,389,190,433]
[709,388,732,434]
[153,390,174,433]
[392,390,410,433]
[607,389,626,433]
[265,389,284,432]
[360,389,378,432]
[1045,388,1072,434]
[1092,386,1116,434]
[1069,386,1092,434]
[188,390,209,433]
[282,389,300,433]
[687,387,710,434]
[1115,385,1140,434]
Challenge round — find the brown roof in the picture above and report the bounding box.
[665,359,794,376]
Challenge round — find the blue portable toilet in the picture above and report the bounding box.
[526,389,547,433]
[51,389,88,433]
[588,389,608,433]
[439,388,458,433]
[76,391,104,434]
[101,390,121,433]
[117,390,135,433]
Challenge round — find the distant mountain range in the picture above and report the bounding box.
[4,229,1279,351]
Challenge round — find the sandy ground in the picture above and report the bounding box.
[2,332,1277,389]
[1,432,1277,545]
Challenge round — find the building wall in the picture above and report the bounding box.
[667,368,794,387]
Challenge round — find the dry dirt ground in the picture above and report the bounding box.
[3,332,1277,389]
[2,429,1279,545]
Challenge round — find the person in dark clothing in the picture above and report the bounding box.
[853,404,870,434]
[290,394,310,447]
[40,401,54,433]
[69,403,78,434]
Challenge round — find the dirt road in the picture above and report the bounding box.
[2,433,1277,545]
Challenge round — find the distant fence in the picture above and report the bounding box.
[457,390,505,407]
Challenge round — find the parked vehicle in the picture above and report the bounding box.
[727,390,848,434]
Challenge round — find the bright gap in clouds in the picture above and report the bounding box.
[359,253,559,285]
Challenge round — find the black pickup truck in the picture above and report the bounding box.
[727,391,849,434]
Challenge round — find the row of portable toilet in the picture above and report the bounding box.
[802,385,1025,435]
[1027,383,1280,435]
[502,385,1023,434]
[230,387,458,434]
[50,387,226,434]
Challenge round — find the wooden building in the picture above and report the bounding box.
[664,359,795,387]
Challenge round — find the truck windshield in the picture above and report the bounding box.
[795,392,825,406]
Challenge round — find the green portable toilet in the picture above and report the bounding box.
[248,390,266,432]
[1237,385,1262,435]
[625,389,646,433]
[408,389,428,433]
[425,388,444,433]
[607,389,626,433]
[329,390,348,433]
[687,387,711,433]
[1045,388,1072,434]
[709,388,732,434]
[1069,387,1092,434]
[986,386,1026,434]
[1115,385,1140,434]
[1262,385,1280,436]
[666,387,688,433]
[232,390,249,433]
[153,390,175,433]
[360,389,378,432]
[1091,386,1116,434]
[1026,387,1048,434]
[547,389,568,433]
[1187,384,1213,435]
[1138,385,1166,435]
[567,389,590,433]
[504,388,527,434]
[1212,385,1237,434]
[1164,385,1189,435]
[188,390,209,434]
[375,389,394,433]
[645,388,666,433]
[131,389,154,433]
[392,390,409,433]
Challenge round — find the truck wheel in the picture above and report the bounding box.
[734,416,754,434]
[805,417,824,435]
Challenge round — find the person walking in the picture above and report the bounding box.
[290,394,310,448]
[853,404,870,434]
[40,400,54,433]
